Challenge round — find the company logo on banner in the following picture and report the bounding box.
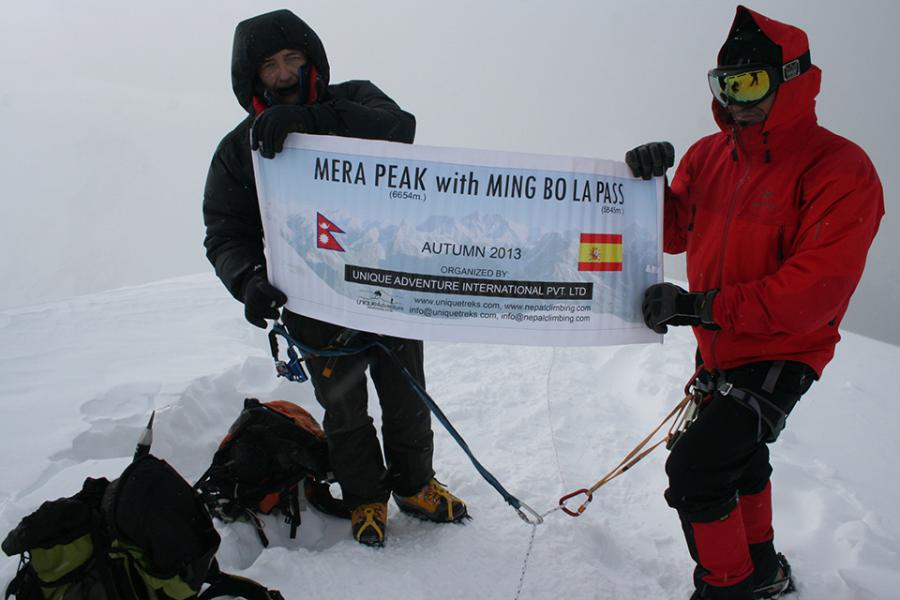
[578,233,623,271]
[316,212,345,252]
[253,134,663,347]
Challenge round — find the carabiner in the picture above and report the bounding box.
[514,501,544,525]
[558,488,593,517]
[269,324,309,382]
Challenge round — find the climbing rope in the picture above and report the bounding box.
[515,370,701,598]
[543,347,568,491]
[271,324,700,597]
[268,321,544,525]
[557,369,704,517]
[512,506,563,600]
[513,346,569,600]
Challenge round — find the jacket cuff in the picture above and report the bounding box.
[237,263,267,298]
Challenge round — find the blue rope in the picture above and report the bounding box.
[268,322,535,518]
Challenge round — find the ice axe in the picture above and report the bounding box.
[133,411,156,461]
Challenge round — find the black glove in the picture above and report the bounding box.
[641,283,718,334]
[625,142,675,180]
[242,271,288,328]
[251,105,316,159]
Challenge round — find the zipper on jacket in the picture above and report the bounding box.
[687,204,696,231]
[709,128,752,369]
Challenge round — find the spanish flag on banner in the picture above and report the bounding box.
[578,233,623,271]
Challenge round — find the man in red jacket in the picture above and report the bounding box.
[625,6,883,599]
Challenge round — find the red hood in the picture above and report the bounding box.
[712,5,822,137]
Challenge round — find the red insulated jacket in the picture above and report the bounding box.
[665,6,884,376]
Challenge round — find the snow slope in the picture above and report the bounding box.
[2,274,899,599]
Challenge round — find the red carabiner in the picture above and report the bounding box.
[559,488,593,517]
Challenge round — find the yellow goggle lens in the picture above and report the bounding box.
[709,69,773,105]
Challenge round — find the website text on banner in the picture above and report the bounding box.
[252,134,663,347]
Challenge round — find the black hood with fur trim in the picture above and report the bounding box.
[231,9,331,113]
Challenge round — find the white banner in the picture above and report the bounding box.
[253,134,663,346]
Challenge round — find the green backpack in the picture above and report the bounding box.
[3,455,282,600]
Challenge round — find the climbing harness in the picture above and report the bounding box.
[693,360,792,443]
[268,321,543,525]
[555,361,795,517]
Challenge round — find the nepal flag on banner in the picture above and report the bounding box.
[316,212,346,252]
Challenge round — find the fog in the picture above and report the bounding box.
[1,0,897,343]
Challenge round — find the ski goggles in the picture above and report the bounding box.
[707,52,812,107]
[707,64,779,107]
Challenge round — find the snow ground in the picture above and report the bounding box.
[1,273,899,599]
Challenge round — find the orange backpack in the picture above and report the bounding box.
[195,398,348,546]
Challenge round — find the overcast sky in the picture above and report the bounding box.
[1,0,897,343]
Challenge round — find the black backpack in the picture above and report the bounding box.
[195,399,348,547]
[3,455,282,600]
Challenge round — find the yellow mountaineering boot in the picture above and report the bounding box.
[351,502,387,547]
[393,479,468,523]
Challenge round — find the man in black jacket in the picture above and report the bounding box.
[203,9,467,547]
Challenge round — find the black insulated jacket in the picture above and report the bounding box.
[203,9,415,300]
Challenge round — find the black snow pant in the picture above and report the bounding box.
[282,311,434,509]
[665,359,815,597]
